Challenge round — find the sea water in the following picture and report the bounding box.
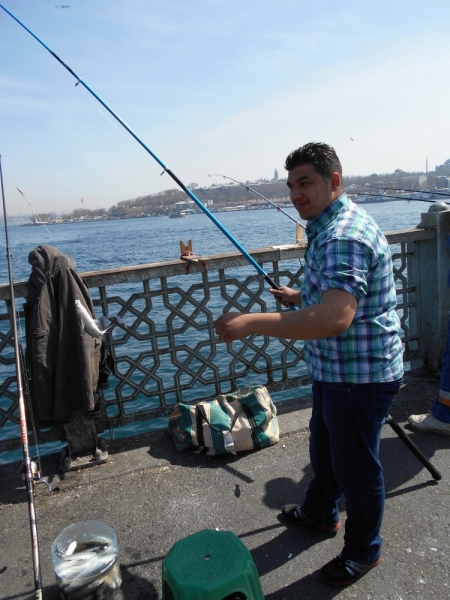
[0,200,431,463]
[0,200,428,281]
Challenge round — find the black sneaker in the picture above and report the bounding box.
[321,552,382,586]
[281,504,341,533]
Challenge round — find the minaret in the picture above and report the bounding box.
[426,158,428,174]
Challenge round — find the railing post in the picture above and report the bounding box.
[417,203,450,370]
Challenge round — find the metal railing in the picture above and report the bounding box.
[0,226,438,451]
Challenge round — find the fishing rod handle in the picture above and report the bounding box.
[385,415,442,481]
[264,275,298,311]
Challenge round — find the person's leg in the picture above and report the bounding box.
[410,313,450,430]
[299,380,342,529]
[320,379,401,564]
[431,399,450,423]
[432,317,450,422]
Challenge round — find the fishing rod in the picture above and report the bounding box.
[348,187,450,204]
[349,191,438,204]
[0,5,287,300]
[384,415,441,481]
[363,185,450,202]
[18,342,50,495]
[0,154,43,599]
[208,173,306,229]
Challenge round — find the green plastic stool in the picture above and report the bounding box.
[162,529,265,600]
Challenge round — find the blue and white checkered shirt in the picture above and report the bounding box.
[302,193,404,383]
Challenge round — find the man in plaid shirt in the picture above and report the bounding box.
[214,142,404,586]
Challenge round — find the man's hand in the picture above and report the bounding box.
[269,286,302,308]
[214,288,357,343]
[214,312,252,343]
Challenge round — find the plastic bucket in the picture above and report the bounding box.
[51,520,121,599]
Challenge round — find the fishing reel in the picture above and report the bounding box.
[22,460,52,493]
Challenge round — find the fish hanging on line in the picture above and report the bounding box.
[75,300,112,338]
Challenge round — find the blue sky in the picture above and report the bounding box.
[1,0,450,214]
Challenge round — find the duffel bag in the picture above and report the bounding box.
[167,385,279,455]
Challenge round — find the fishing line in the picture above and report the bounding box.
[18,344,42,468]
[209,173,307,280]
[0,4,292,305]
[1,154,43,600]
[173,188,190,204]
[15,302,44,475]
[16,187,54,239]
[208,173,306,229]
[78,85,129,141]
[8,190,45,470]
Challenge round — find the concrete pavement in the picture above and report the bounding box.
[0,367,449,599]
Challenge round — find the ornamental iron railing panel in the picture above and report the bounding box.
[0,228,435,451]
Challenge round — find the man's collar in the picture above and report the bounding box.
[305,193,348,238]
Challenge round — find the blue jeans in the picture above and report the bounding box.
[431,313,450,424]
[302,379,402,564]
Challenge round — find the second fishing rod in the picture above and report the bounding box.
[0,154,43,599]
[0,4,297,309]
[209,173,306,229]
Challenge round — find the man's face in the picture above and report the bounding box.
[287,163,337,221]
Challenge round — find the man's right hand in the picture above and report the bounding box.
[269,286,302,308]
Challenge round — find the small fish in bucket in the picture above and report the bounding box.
[51,521,121,599]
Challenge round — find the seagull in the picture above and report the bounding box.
[350,137,354,141]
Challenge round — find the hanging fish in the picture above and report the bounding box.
[75,300,111,338]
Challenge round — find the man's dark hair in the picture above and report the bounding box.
[284,142,342,181]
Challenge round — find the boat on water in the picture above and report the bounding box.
[24,215,48,226]
[169,211,187,218]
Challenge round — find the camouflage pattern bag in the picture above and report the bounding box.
[167,385,279,456]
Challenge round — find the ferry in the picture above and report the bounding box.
[24,215,48,226]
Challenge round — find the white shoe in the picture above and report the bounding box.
[408,413,450,436]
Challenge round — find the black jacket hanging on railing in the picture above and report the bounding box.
[24,245,101,422]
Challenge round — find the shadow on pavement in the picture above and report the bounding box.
[250,516,336,579]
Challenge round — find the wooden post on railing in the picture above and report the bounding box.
[417,203,450,370]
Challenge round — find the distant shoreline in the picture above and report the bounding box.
[20,202,297,226]
[18,197,419,226]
